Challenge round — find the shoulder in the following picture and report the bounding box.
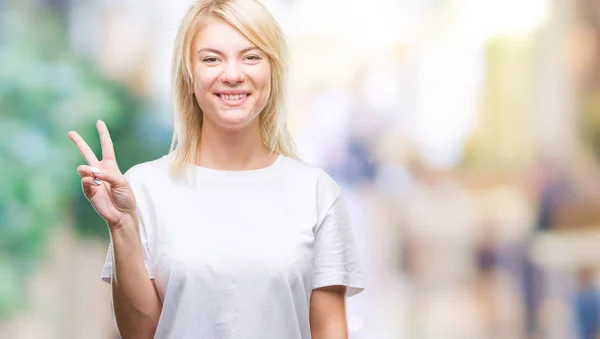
[123,154,171,186]
[281,156,342,204]
[283,156,339,186]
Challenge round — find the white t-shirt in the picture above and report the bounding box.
[101,153,364,339]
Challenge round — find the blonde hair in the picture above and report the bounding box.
[169,0,299,176]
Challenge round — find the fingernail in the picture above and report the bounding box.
[90,167,100,174]
[94,179,102,185]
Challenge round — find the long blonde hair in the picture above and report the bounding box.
[169,0,299,176]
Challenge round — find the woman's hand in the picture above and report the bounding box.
[68,120,137,229]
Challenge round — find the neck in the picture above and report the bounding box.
[197,119,276,171]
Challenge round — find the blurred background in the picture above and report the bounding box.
[2,0,600,338]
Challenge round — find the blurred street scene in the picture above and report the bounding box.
[2,0,600,338]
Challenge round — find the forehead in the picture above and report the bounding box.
[193,17,256,52]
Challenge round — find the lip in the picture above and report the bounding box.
[215,93,251,107]
[215,90,251,95]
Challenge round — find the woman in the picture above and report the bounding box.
[68,0,364,338]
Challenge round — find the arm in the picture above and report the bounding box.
[309,285,348,339]
[69,121,160,338]
[110,215,162,339]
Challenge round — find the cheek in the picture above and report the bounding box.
[249,65,272,94]
[193,67,220,93]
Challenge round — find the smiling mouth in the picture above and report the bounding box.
[216,93,250,101]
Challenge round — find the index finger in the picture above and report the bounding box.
[97,120,116,161]
[68,131,99,165]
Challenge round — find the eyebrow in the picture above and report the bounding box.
[197,47,260,55]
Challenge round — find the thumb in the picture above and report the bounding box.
[90,167,128,187]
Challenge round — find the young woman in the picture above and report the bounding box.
[68,1,364,338]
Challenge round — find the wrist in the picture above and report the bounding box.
[108,213,139,232]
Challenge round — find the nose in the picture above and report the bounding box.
[221,61,245,85]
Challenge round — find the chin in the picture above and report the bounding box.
[216,111,257,130]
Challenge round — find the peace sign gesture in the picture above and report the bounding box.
[68,120,137,229]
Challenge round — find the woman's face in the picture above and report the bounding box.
[191,17,271,132]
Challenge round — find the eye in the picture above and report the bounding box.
[202,56,219,63]
[245,55,262,61]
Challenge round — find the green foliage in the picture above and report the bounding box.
[0,6,169,318]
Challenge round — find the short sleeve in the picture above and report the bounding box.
[100,169,155,284]
[312,192,364,297]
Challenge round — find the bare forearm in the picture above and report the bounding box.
[110,216,161,338]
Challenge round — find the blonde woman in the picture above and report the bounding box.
[68,0,363,338]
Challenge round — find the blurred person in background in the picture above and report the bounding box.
[67,0,364,338]
[474,220,501,336]
[523,157,571,338]
[572,266,600,339]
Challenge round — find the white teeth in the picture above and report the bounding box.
[220,94,246,101]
